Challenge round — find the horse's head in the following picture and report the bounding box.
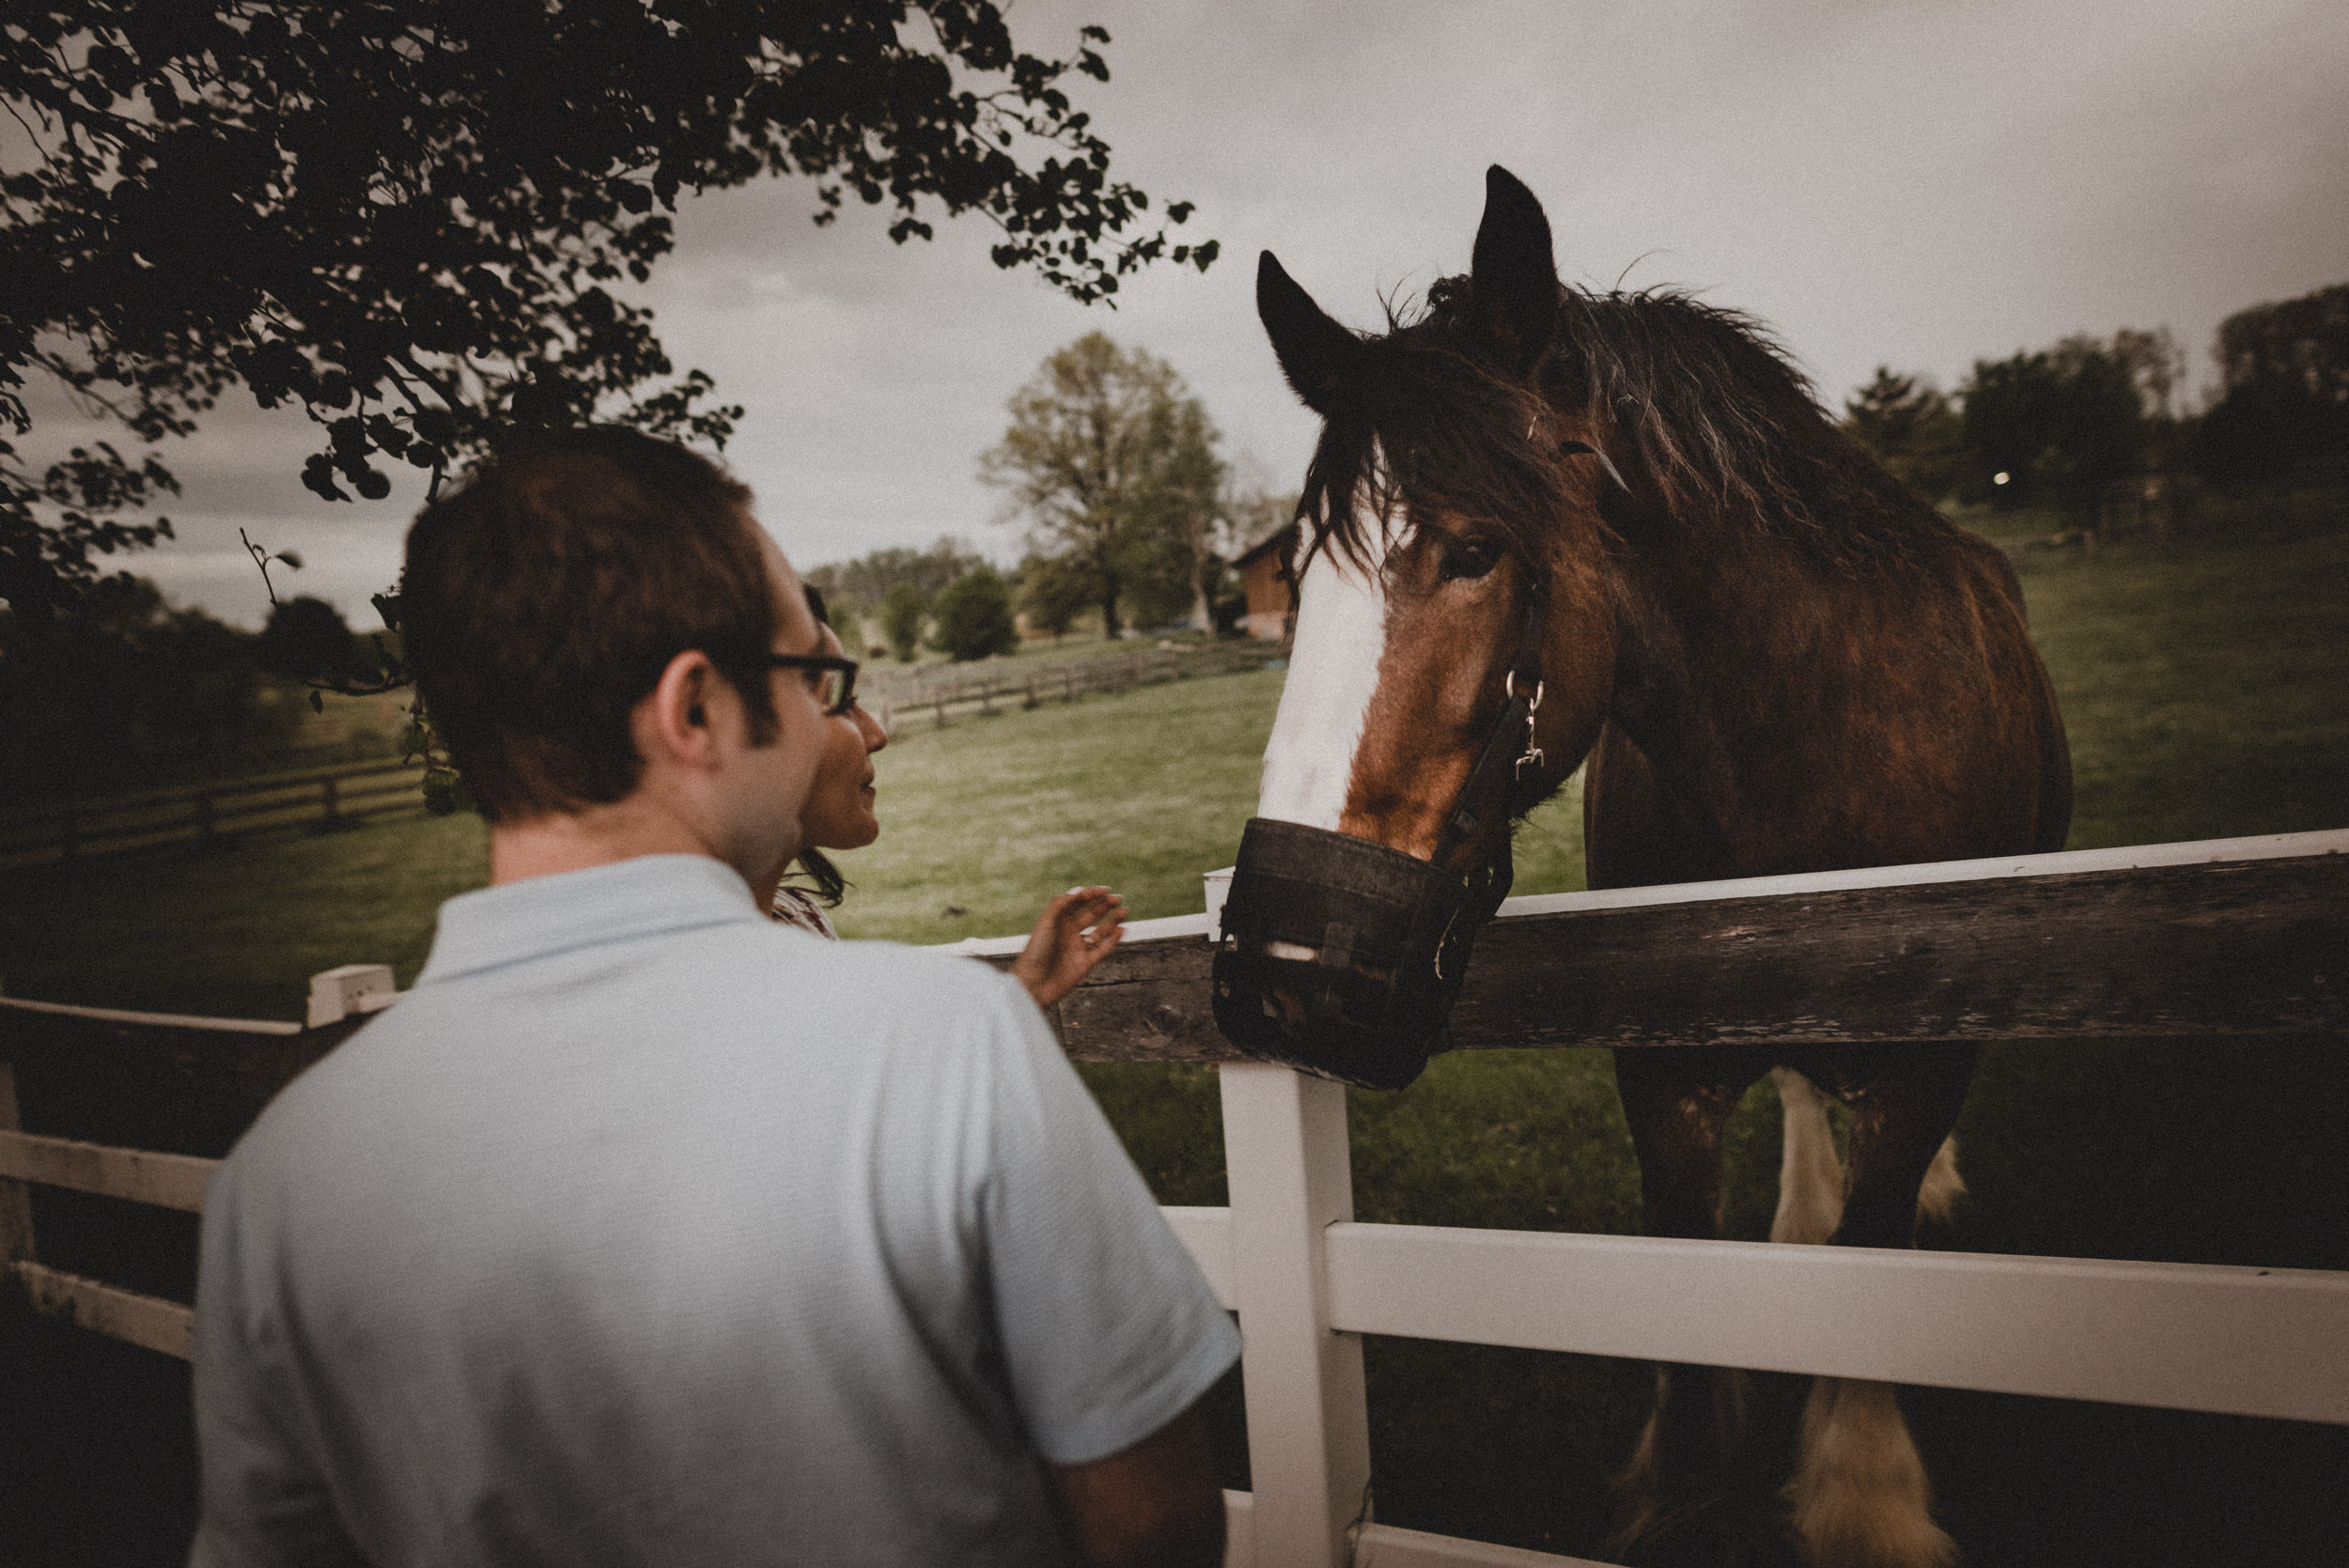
[1213,167,1624,1089]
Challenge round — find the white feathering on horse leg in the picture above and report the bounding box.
[1770,1067,1845,1246]
[1915,1134,1968,1229]
[1784,1378,1958,1568]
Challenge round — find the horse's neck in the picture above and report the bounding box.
[1599,536,1881,872]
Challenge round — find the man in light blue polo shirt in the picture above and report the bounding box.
[189,428,1238,1567]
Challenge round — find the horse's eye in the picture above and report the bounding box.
[1439,537,1501,582]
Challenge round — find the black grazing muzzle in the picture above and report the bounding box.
[1212,582,1549,1090]
[1212,818,1515,1089]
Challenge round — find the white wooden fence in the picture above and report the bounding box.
[948,829,2349,1566]
[4,830,2345,1567]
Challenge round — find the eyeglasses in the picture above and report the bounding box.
[761,653,860,716]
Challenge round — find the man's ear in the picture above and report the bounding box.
[641,649,726,769]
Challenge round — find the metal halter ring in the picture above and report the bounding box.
[1508,675,1545,779]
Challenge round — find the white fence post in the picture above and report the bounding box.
[1221,1062,1372,1566]
[306,964,397,1027]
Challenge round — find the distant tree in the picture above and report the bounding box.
[1961,339,2146,512]
[0,575,295,800]
[2109,327,2191,481]
[2196,376,2342,485]
[928,565,1018,661]
[2039,336,2148,510]
[2196,285,2349,484]
[1843,367,1964,502]
[824,599,864,662]
[2109,327,2186,423]
[1961,351,2062,508]
[2213,285,2349,403]
[879,582,927,664]
[1115,535,1197,629]
[1016,551,1093,640]
[2,5,1217,618]
[801,537,985,614]
[979,333,1221,638]
[1139,395,1228,630]
[257,597,377,688]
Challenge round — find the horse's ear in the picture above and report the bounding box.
[1470,165,1559,364]
[1258,252,1361,415]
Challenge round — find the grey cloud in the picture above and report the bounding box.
[41,0,2348,613]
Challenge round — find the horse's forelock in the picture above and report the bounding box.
[1296,334,1571,579]
[1392,274,1946,571]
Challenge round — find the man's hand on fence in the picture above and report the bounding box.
[1014,887,1128,1009]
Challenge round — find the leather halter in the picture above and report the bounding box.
[1425,434,1618,908]
[1206,436,1616,1090]
[1207,552,1547,1087]
[1430,577,1548,875]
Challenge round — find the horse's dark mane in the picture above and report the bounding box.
[1298,274,1952,574]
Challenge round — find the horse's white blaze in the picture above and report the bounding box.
[1785,1378,1959,1568]
[1256,481,1404,831]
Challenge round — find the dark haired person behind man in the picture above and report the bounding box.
[187,427,1237,1567]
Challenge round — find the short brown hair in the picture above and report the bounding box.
[401,427,783,823]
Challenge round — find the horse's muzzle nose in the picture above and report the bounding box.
[1212,946,1441,1090]
[1208,817,1504,1091]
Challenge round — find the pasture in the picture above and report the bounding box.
[2,507,2345,1564]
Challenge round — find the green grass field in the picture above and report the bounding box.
[3,503,2344,1562]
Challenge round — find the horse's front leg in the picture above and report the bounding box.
[1608,1045,1770,1565]
[1782,1042,1976,1568]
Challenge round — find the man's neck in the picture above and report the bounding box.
[489,800,727,888]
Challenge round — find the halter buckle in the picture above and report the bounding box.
[1508,676,1545,781]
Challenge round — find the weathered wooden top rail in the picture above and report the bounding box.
[3,831,2341,1099]
[1012,829,2349,1062]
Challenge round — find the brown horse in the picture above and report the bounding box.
[1213,167,2070,1567]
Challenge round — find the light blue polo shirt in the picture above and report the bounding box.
[190,855,1239,1567]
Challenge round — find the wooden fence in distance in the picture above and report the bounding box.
[863,642,1280,733]
[0,760,428,872]
[0,646,1281,871]
[2,831,2344,1567]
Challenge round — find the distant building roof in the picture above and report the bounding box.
[1232,522,1298,571]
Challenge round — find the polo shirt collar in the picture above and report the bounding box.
[415,854,765,986]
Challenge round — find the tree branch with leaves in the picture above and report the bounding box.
[1,2,1217,627]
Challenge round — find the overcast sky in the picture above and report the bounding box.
[57,0,2349,628]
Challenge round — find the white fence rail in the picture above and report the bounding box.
[3,830,2344,1567]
